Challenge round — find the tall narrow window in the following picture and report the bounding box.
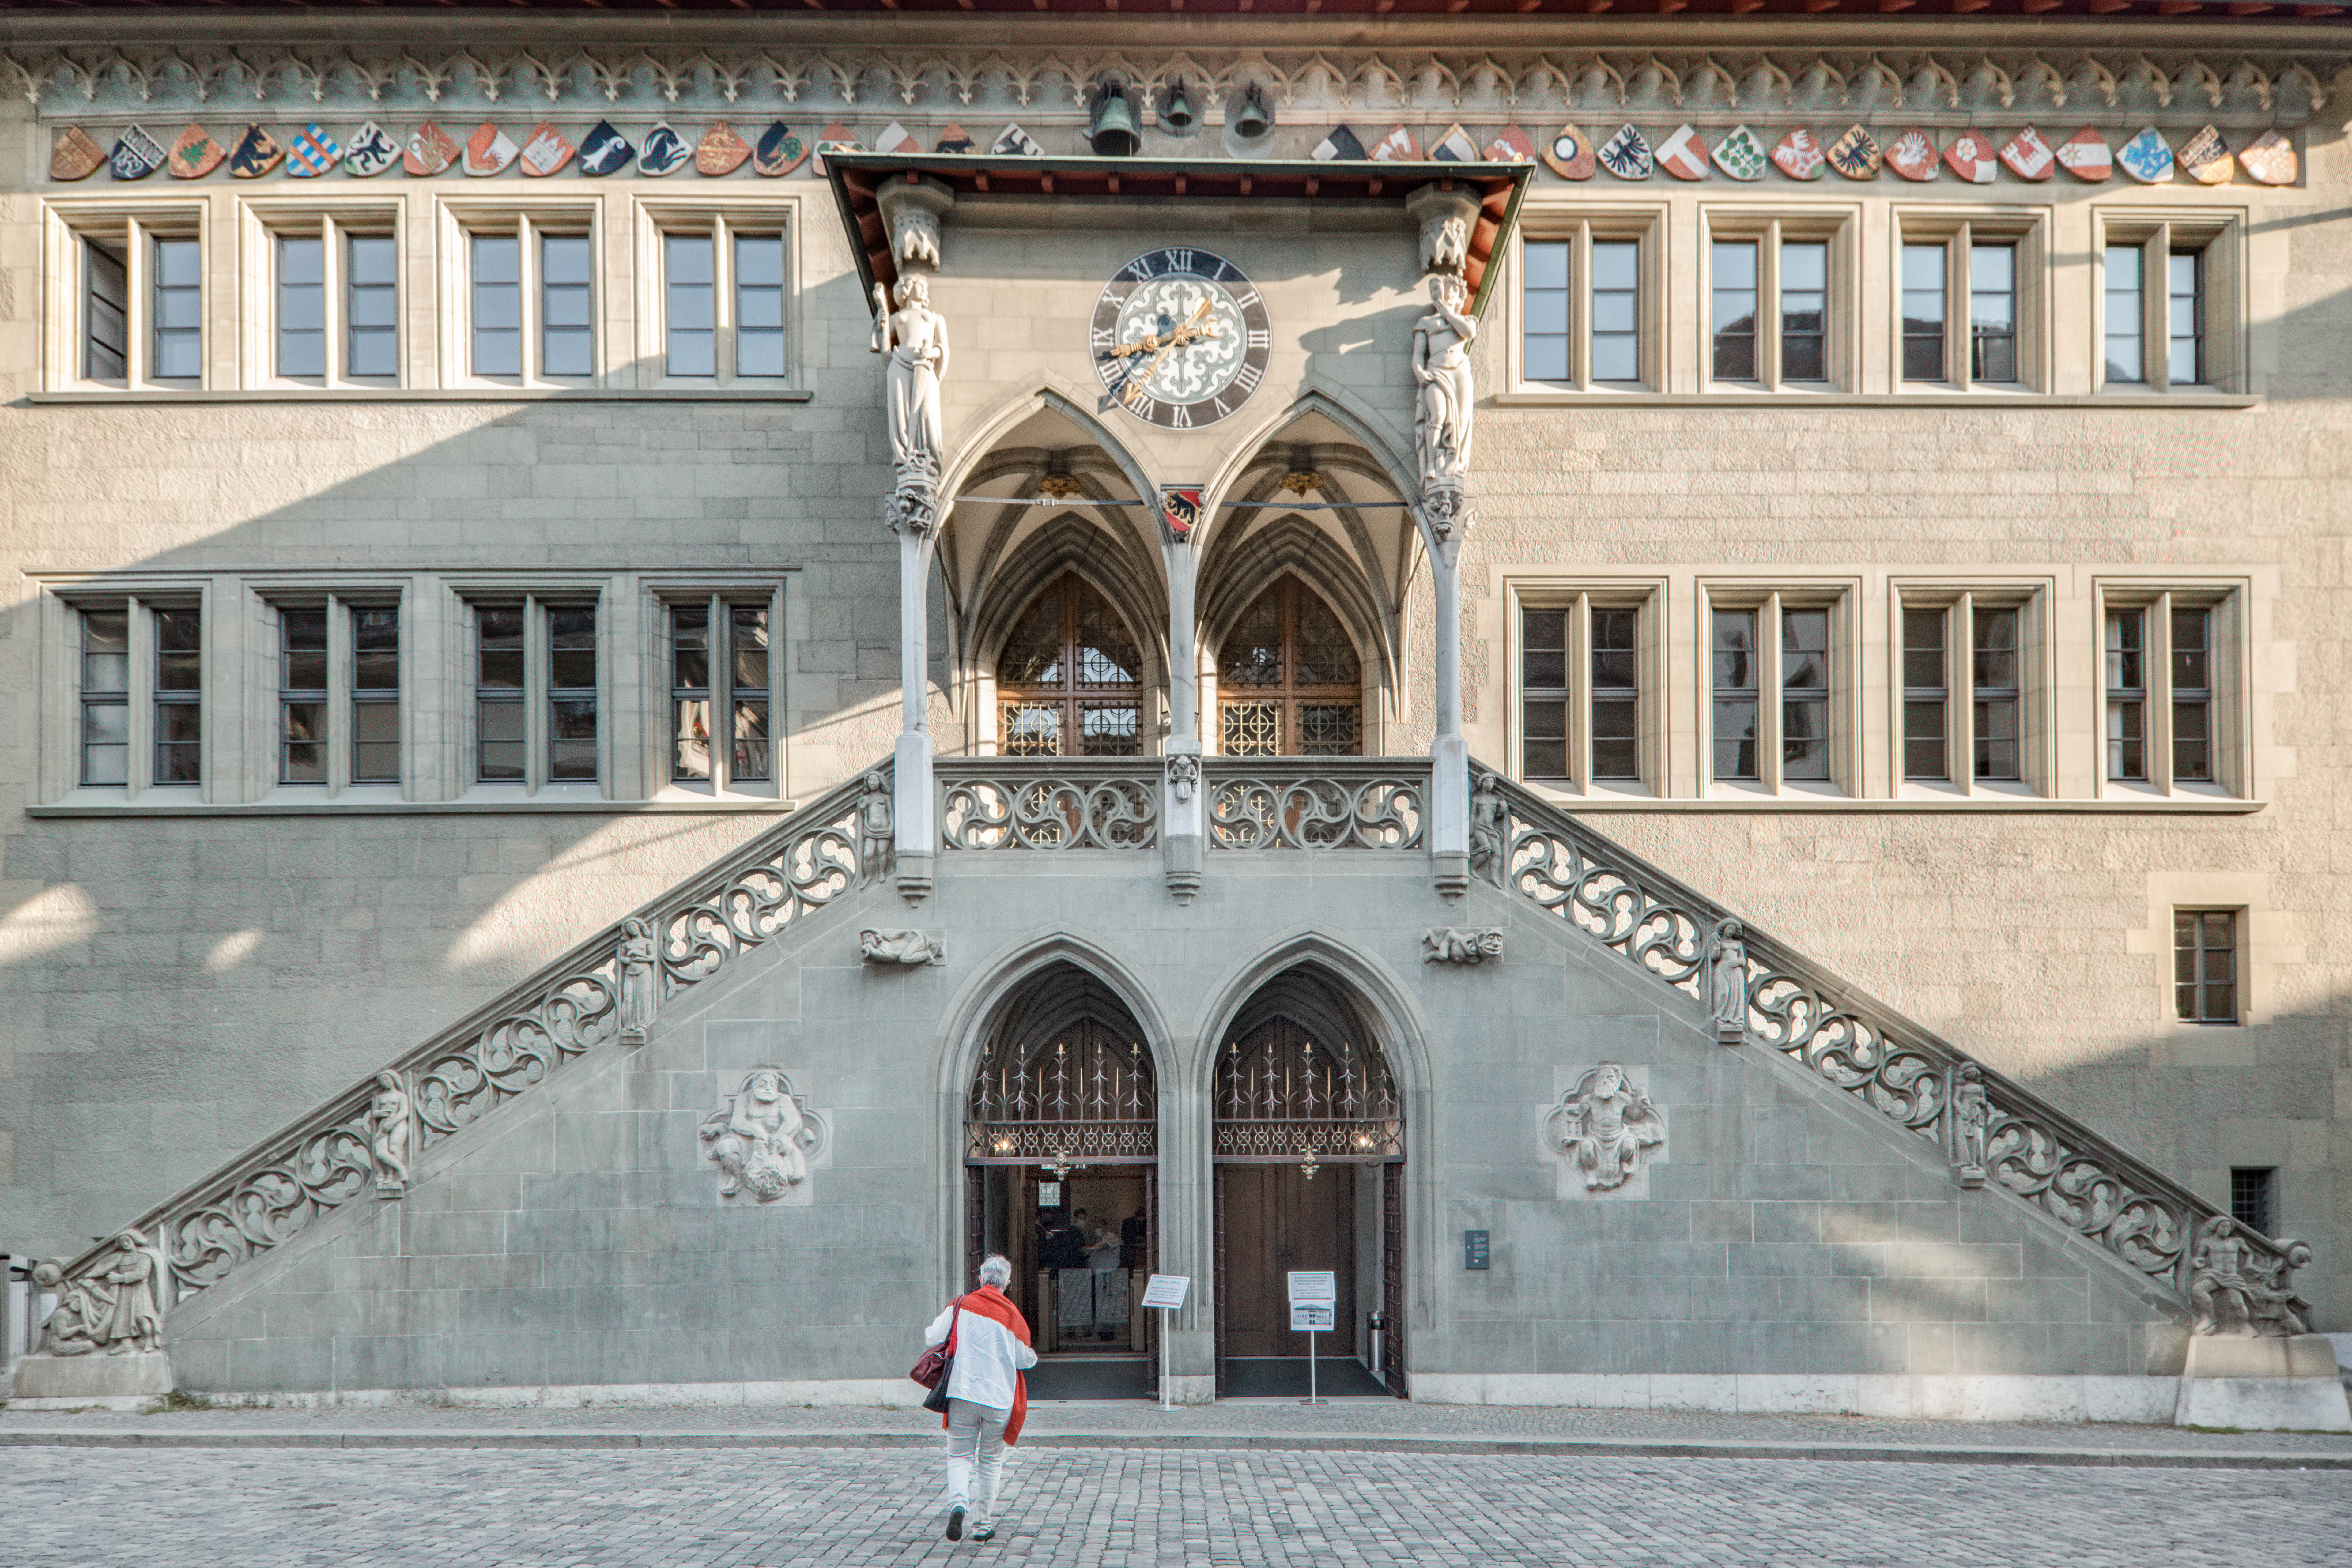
[153,608,201,785]
[2171,605,2212,783]
[83,240,127,381]
[1218,577,1361,757]
[353,607,400,784]
[730,605,771,782]
[280,607,327,783]
[1969,243,2017,384]
[1590,240,1640,383]
[1971,608,2019,781]
[276,235,326,378]
[548,605,598,781]
[540,233,593,378]
[476,604,526,781]
[1520,607,1568,781]
[2104,245,2144,384]
[2105,609,2146,781]
[1902,608,1948,781]
[79,608,129,786]
[734,232,787,379]
[665,233,715,378]
[1780,240,1828,382]
[1001,574,1145,757]
[1901,244,1946,382]
[1780,609,1830,781]
[346,234,398,379]
[671,605,712,782]
[150,236,202,382]
[1711,610,1759,782]
[1522,240,1570,383]
[2169,249,2206,386]
[2174,909,2237,1024]
[2230,1168,2275,1234]
[471,234,521,377]
[1710,240,1758,381]
[1590,608,1639,781]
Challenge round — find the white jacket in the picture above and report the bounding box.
[925,1296,1038,1411]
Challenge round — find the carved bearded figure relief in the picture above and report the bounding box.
[1546,1064,1667,1198]
[700,1068,829,1205]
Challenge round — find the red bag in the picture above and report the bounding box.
[911,1303,958,1411]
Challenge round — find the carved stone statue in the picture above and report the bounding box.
[368,1070,413,1195]
[1411,273,1477,514]
[858,770,895,884]
[97,1231,164,1354]
[870,273,950,535]
[1467,769,1506,887]
[1709,918,1750,1043]
[1167,753,1200,805]
[1951,1063,1990,1189]
[617,916,659,1043]
[700,1068,826,1204]
[860,927,944,965]
[2189,1215,2313,1337]
[28,1259,108,1356]
[1546,1065,1667,1193]
[1422,927,1504,965]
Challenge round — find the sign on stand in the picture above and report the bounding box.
[1286,1271,1337,1405]
[1143,1274,1189,1410]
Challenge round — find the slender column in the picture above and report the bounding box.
[1426,533,1469,898]
[893,527,936,902]
[1161,499,1204,901]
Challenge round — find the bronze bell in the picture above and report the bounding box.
[1161,79,1195,134]
[1089,79,1141,157]
[1231,85,1271,139]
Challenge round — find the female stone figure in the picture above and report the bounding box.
[872,274,951,483]
[616,916,659,1039]
[1709,918,1750,1040]
[1411,273,1477,498]
[369,1070,414,1192]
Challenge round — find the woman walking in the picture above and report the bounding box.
[922,1254,1038,1543]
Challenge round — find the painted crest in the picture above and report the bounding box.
[811,123,862,178]
[754,122,808,177]
[50,126,105,182]
[872,122,919,156]
[1541,124,1597,180]
[1311,126,1367,162]
[1826,125,1882,180]
[639,121,692,177]
[343,122,398,178]
[1159,485,1203,545]
[1597,124,1652,180]
[462,123,519,177]
[697,121,752,176]
[1429,123,1480,163]
[2180,126,2233,186]
[286,123,343,179]
[1711,125,1767,181]
[1655,125,1709,181]
[1370,125,1423,162]
[577,121,635,177]
[1770,127,1826,181]
[228,124,285,179]
[2054,126,2112,183]
[167,123,225,180]
[932,123,977,155]
[992,123,1044,157]
[1484,126,1535,164]
[1885,127,1939,182]
[2116,126,2173,184]
[404,120,459,177]
[1998,126,2056,182]
[1943,128,1997,184]
[519,122,576,178]
[2239,128,2297,187]
[109,126,165,181]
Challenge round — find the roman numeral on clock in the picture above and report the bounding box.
[1247,329,1270,351]
[1233,361,1263,394]
[1092,325,1115,350]
[1166,402,1192,429]
[1166,249,1195,275]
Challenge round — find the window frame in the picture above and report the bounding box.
[237,201,406,389]
[1512,213,1664,393]
[1698,211,1854,392]
[464,593,607,795]
[1890,585,2047,798]
[636,204,797,390]
[660,590,783,799]
[261,594,406,797]
[2092,581,2245,798]
[2093,213,2241,394]
[1698,584,1856,797]
[442,203,602,390]
[47,202,211,391]
[1891,211,2046,394]
[1508,584,1664,798]
[58,594,208,798]
[2173,906,2241,1027]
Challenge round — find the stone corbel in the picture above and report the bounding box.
[861,928,945,965]
[879,174,955,273]
[1421,927,1503,964]
[1405,183,1479,279]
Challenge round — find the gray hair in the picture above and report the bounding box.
[977,1254,1013,1288]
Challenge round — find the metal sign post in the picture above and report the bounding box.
[1286,1270,1336,1406]
[1141,1273,1190,1411]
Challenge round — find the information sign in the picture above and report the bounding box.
[1289,1302,1336,1332]
[1285,1270,1337,1306]
[1142,1273,1190,1310]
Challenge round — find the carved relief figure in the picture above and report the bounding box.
[1546,1065,1666,1193]
[1167,753,1200,805]
[1709,918,1750,1041]
[369,1070,414,1193]
[871,273,950,488]
[98,1231,164,1354]
[1420,213,1468,276]
[1422,927,1504,965]
[700,1068,825,1203]
[2189,1215,2312,1337]
[617,916,660,1040]
[861,927,945,965]
[28,1260,108,1356]
[892,208,942,270]
[859,771,895,884]
[1951,1063,1990,1188]
[1467,769,1507,887]
[1411,273,1477,502]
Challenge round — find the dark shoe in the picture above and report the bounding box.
[972,1524,996,1542]
[946,1505,965,1542]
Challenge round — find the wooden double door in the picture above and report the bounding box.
[1214,1161,1404,1393]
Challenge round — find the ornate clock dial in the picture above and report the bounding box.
[1091,247,1272,429]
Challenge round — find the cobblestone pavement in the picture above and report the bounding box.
[4,1444,2347,1567]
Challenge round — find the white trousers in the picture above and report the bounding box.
[941,1396,1011,1521]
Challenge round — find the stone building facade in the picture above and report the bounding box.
[1,4,2348,1423]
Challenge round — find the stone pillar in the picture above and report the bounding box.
[893,526,937,903]
[1161,492,1204,902]
[1156,1066,1217,1404]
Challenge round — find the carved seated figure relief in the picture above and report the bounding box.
[2189,1214,2314,1338]
[700,1068,828,1204]
[1545,1064,1667,1197]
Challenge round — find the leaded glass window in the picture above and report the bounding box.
[997,573,1143,758]
[1217,577,1361,757]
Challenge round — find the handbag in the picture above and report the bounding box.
[912,1302,959,1413]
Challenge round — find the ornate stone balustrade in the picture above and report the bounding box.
[35,767,891,1321]
[1204,759,1426,851]
[939,760,1158,851]
[1484,770,2311,1337]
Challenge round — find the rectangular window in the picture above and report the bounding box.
[346,233,398,379]
[280,606,327,784]
[2170,249,2206,386]
[1519,601,1644,788]
[1520,606,1568,781]
[671,604,711,781]
[471,234,521,377]
[2171,605,2211,783]
[79,608,129,786]
[1591,240,1641,383]
[276,235,325,379]
[1902,607,1948,781]
[1779,240,1828,383]
[548,605,598,781]
[1780,608,1830,782]
[665,232,715,378]
[1712,609,1760,782]
[153,607,200,784]
[1901,243,1946,382]
[730,604,771,782]
[1522,240,1570,384]
[1710,240,1758,382]
[2230,1167,2275,1235]
[150,236,202,382]
[2105,609,2145,781]
[1968,243,2017,384]
[83,240,127,381]
[2174,909,2237,1024]
[671,601,771,788]
[2104,244,2144,384]
[734,232,787,379]
[353,607,400,784]
[1590,607,1639,781]
[540,233,593,378]
[476,603,526,781]
[1971,608,2020,782]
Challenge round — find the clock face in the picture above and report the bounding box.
[1091,248,1272,429]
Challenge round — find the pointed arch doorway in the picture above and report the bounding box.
[964,963,1159,1398]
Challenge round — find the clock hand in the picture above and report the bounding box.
[1106,300,1219,360]
[1118,300,1215,405]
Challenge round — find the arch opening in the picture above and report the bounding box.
[994,571,1149,758]
[1215,574,1366,758]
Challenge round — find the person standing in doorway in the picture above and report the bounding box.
[1086,1219,1126,1341]
[921,1254,1038,1543]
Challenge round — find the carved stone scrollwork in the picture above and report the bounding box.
[368,1070,414,1196]
[941,774,1158,850]
[1545,1065,1666,1198]
[1206,771,1424,850]
[861,927,944,965]
[1422,928,1503,965]
[700,1068,829,1205]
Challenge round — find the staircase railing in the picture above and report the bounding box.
[38,766,891,1319]
[1485,768,2312,1336]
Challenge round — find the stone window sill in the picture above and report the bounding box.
[25,387,815,407]
[1494,390,2259,410]
[28,797,802,818]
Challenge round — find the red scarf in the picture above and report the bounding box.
[936,1283,1034,1445]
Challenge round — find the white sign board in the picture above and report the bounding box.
[1141,1273,1190,1310]
[1289,1302,1336,1332]
[1286,1270,1336,1307]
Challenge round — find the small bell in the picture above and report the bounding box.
[1161,79,1195,134]
[1089,79,1141,157]
[1230,85,1271,140]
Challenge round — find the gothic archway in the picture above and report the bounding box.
[993,571,1149,758]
